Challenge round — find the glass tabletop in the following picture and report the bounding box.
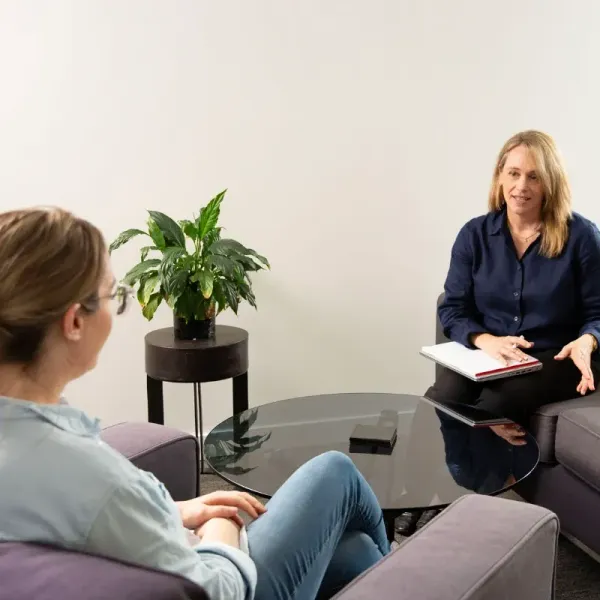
[204,393,540,512]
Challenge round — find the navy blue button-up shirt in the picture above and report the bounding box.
[439,209,600,351]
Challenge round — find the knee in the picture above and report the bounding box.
[313,451,356,475]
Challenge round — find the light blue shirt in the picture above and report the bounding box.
[0,396,257,600]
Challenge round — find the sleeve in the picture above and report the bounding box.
[85,472,257,600]
[577,220,600,345]
[438,223,486,348]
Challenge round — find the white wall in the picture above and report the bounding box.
[1,0,600,434]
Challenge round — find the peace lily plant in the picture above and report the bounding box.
[109,190,270,339]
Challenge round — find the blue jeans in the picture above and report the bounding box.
[247,451,390,600]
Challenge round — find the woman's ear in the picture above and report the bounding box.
[61,303,85,342]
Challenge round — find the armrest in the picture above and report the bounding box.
[335,495,558,600]
[101,422,199,501]
[532,391,600,463]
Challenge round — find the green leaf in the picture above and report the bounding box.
[165,270,189,298]
[159,247,188,296]
[174,288,210,321]
[137,273,160,305]
[212,279,228,314]
[237,279,257,308]
[197,190,226,240]
[140,245,157,261]
[221,278,239,314]
[246,248,270,269]
[148,211,186,248]
[123,260,161,286]
[206,254,237,277]
[197,270,214,299]
[148,218,166,250]
[166,294,177,310]
[201,227,222,257]
[209,238,269,271]
[180,220,198,241]
[209,238,248,256]
[108,229,148,254]
[142,293,162,320]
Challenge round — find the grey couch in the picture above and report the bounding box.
[435,293,600,558]
[0,420,559,600]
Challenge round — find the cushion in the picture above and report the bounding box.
[555,407,600,492]
[0,542,208,600]
[530,392,600,463]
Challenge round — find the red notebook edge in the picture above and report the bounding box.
[475,359,541,378]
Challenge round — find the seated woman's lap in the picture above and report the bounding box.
[425,350,600,425]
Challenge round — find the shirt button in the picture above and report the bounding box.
[514,292,519,297]
[517,265,522,271]
[514,316,519,322]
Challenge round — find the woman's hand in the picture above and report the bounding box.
[472,333,534,366]
[554,334,597,395]
[178,491,266,530]
[490,424,527,446]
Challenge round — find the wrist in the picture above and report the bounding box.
[199,518,241,548]
[583,333,598,352]
[176,501,192,527]
[471,333,493,349]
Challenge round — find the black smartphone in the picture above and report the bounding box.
[349,424,397,448]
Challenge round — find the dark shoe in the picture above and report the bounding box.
[395,510,422,536]
[417,509,441,529]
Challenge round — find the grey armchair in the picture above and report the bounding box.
[435,292,600,557]
[0,420,559,600]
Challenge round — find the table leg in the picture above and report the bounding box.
[232,371,249,415]
[384,513,397,543]
[194,383,206,475]
[147,376,164,424]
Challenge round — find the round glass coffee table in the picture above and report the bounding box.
[204,393,540,540]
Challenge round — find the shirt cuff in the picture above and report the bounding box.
[196,542,257,599]
[579,325,600,351]
[456,324,487,349]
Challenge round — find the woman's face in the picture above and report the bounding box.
[498,145,544,220]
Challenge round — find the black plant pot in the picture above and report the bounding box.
[173,314,216,340]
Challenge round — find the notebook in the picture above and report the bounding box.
[420,341,542,382]
[419,395,513,427]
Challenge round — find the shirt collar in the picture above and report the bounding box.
[489,208,506,236]
[0,396,101,437]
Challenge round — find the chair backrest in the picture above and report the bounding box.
[0,542,209,600]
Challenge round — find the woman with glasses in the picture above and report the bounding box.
[0,207,390,600]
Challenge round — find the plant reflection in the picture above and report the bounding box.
[205,408,272,475]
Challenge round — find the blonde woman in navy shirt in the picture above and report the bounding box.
[432,130,600,439]
[397,130,600,536]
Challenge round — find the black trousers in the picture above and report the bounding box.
[425,349,600,426]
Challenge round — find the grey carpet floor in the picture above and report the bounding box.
[200,473,600,599]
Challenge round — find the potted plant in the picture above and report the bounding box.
[109,190,270,340]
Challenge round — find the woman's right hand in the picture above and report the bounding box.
[472,333,534,365]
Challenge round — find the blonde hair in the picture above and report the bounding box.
[0,207,106,364]
[488,130,572,257]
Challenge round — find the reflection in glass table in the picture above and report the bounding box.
[205,393,540,540]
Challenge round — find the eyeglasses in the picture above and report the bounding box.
[82,283,134,316]
[108,283,134,315]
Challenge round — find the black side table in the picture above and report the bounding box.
[145,325,249,472]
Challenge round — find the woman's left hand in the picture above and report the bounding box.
[554,334,597,395]
[178,491,266,530]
